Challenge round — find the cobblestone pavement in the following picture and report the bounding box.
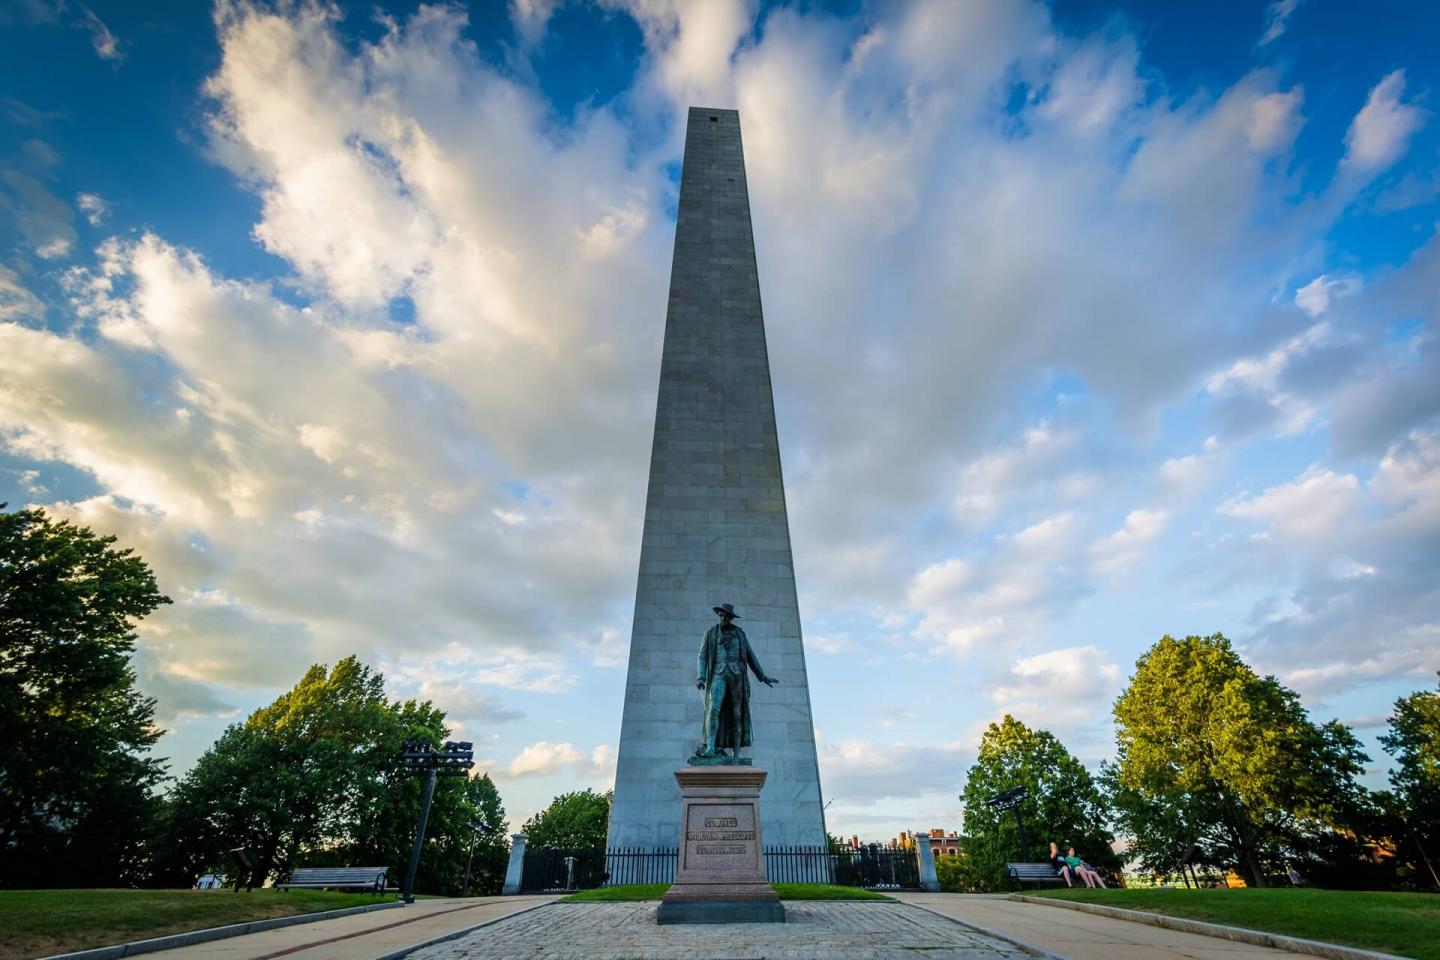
[407,901,1038,960]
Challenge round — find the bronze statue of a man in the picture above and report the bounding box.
[695,603,777,757]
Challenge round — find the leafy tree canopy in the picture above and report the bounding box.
[522,789,612,850]
[0,505,170,887]
[1382,673,1440,809]
[1108,634,1372,888]
[1380,673,1440,887]
[158,656,509,894]
[956,714,1117,891]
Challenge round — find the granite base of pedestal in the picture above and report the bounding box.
[656,764,784,925]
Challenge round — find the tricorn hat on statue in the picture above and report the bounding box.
[713,602,741,619]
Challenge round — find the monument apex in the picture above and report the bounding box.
[607,108,827,857]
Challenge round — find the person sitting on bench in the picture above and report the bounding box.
[1048,841,1075,886]
[1066,846,1108,888]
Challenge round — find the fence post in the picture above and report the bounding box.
[916,835,940,892]
[501,833,528,895]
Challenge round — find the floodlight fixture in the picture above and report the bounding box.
[981,785,1032,861]
[984,785,1030,813]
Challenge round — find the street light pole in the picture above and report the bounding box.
[398,739,474,903]
[461,819,488,896]
[984,786,1032,862]
[402,767,438,903]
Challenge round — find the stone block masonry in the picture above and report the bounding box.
[606,107,828,854]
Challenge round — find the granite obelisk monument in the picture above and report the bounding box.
[608,108,827,862]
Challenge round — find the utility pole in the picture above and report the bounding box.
[399,740,474,903]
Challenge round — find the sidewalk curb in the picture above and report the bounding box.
[369,900,556,960]
[901,900,1073,960]
[1009,895,1410,960]
[39,900,406,960]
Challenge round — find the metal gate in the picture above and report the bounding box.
[519,847,606,892]
[833,844,921,889]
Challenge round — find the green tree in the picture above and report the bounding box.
[523,789,611,850]
[956,715,1117,891]
[461,774,511,894]
[1380,673,1440,887]
[159,657,508,893]
[934,853,967,892]
[1108,634,1373,888]
[0,505,171,887]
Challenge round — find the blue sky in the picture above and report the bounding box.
[2,0,1438,840]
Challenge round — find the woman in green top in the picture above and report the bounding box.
[1066,846,1108,888]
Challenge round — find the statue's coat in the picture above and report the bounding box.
[696,622,770,751]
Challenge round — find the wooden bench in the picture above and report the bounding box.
[275,866,391,893]
[1006,862,1068,888]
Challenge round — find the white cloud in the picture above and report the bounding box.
[950,425,1094,530]
[2,0,1434,782]
[1220,466,1361,545]
[417,680,524,725]
[609,0,752,113]
[1089,509,1169,578]
[76,3,120,61]
[1225,431,1440,695]
[1294,274,1360,317]
[1155,438,1223,505]
[0,264,44,321]
[76,191,108,225]
[1258,0,1302,47]
[909,513,1088,658]
[990,644,1123,749]
[808,633,856,655]
[1343,70,1424,173]
[504,740,615,783]
[1205,322,1333,437]
[510,0,559,46]
[817,738,974,804]
[1035,37,1143,136]
[1,168,75,259]
[0,1,120,61]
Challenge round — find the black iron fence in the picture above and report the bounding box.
[763,845,835,884]
[520,846,607,892]
[832,844,921,889]
[604,846,678,886]
[592,844,920,889]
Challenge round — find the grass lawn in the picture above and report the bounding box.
[0,888,398,960]
[563,883,892,903]
[1030,888,1440,960]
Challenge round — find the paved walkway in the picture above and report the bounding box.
[409,901,1034,960]
[894,893,1316,960]
[149,896,558,960]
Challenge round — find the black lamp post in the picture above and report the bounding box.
[461,818,490,897]
[984,786,1031,861]
[399,739,474,903]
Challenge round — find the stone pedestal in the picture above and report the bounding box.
[656,766,784,924]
